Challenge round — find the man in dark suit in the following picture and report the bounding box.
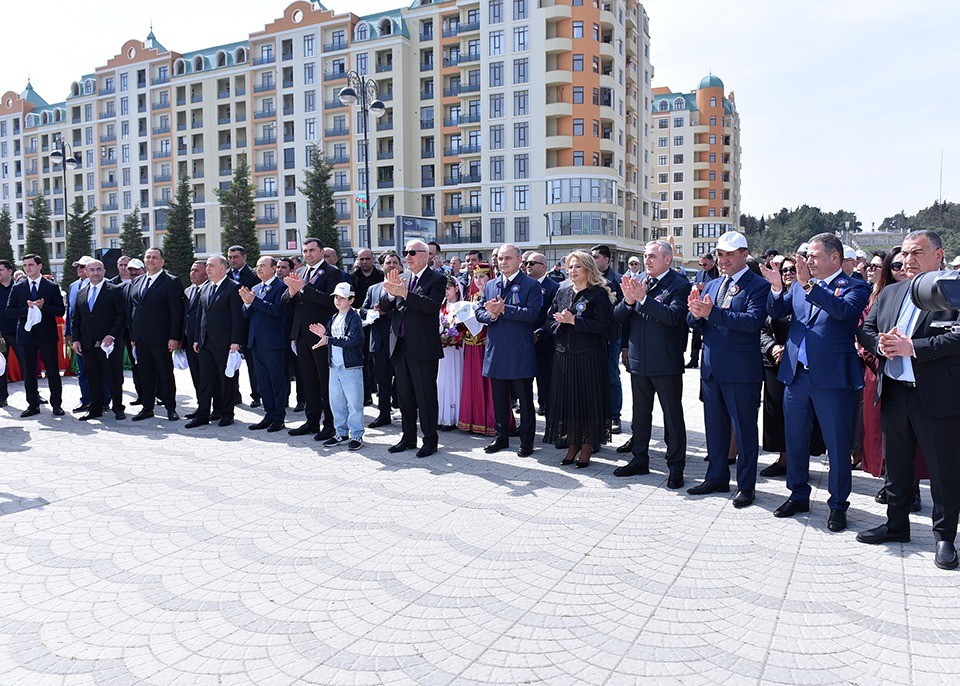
[240,256,288,432]
[686,231,771,506]
[379,239,446,457]
[128,247,184,421]
[688,253,719,368]
[613,240,692,487]
[592,244,624,433]
[182,260,207,407]
[227,245,261,407]
[857,230,960,570]
[0,259,18,408]
[475,244,542,457]
[281,237,344,441]
[351,247,384,405]
[5,254,66,417]
[762,233,871,530]
[70,260,126,421]
[360,250,401,428]
[119,258,144,404]
[276,258,303,411]
[524,251,559,417]
[186,255,244,428]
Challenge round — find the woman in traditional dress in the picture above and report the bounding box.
[437,277,465,430]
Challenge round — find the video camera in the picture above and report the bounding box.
[910,270,960,311]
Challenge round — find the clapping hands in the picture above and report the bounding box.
[238,286,255,305]
[620,275,647,305]
[687,287,714,319]
[284,272,306,295]
[483,296,505,319]
[382,269,408,298]
[309,322,329,349]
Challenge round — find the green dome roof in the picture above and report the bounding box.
[699,74,724,90]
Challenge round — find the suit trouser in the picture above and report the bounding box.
[392,338,439,446]
[75,352,112,408]
[196,345,237,421]
[17,341,62,408]
[784,367,855,511]
[372,345,394,415]
[607,335,623,420]
[186,344,201,396]
[242,348,259,401]
[630,373,686,472]
[0,345,10,401]
[297,334,333,430]
[136,341,177,411]
[534,337,553,415]
[362,328,375,400]
[76,351,90,404]
[284,345,303,406]
[251,346,286,424]
[125,339,143,400]
[689,328,703,361]
[702,375,761,491]
[83,345,124,414]
[881,380,960,543]
[491,377,535,449]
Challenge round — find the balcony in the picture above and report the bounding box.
[284,213,297,224]
[218,89,231,99]
[443,143,481,156]
[176,98,186,106]
[284,133,295,143]
[259,242,279,251]
[421,148,435,159]
[152,100,170,110]
[377,150,394,160]
[220,168,234,177]
[191,120,204,129]
[192,145,204,154]
[101,203,119,212]
[217,116,231,125]
[254,136,277,146]
[100,134,117,143]
[420,90,435,101]
[335,211,351,221]
[154,174,172,183]
[323,41,348,52]
[254,109,276,119]
[253,55,276,66]
[328,154,350,164]
[376,120,393,132]
[177,146,188,155]
[282,79,294,89]
[254,82,276,93]
[378,208,395,219]
[191,94,203,103]
[256,189,278,198]
[444,113,481,126]
[446,230,483,244]
[324,69,348,81]
[281,51,293,62]
[194,171,204,179]
[195,218,206,228]
[101,180,119,189]
[323,100,346,110]
[420,119,435,129]
[283,106,294,116]
[421,178,436,188]
[177,123,187,131]
[152,125,171,135]
[442,26,459,38]
[375,62,393,73]
[101,157,118,166]
[254,162,278,172]
[98,111,116,120]
[329,182,351,192]
[376,179,394,189]
[219,181,231,190]
[324,126,350,137]
[420,61,435,72]
[152,76,170,85]
[256,215,279,225]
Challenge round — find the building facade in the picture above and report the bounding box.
[0,0,657,277]
[651,75,741,267]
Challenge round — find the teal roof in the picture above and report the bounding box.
[354,10,409,42]
[21,81,48,108]
[651,92,698,113]
[145,29,167,53]
[699,74,724,90]
[176,41,249,75]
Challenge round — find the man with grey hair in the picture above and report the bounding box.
[525,251,559,416]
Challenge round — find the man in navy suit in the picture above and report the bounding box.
[360,250,401,428]
[5,254,66,417]
[524,252,559,418]
[240,256,289,432]
[686,231,770,507]
[227,245,261,407]
[476,243,543,457]
[614,240,692,487]
[687,253,719,368]
[762,233,871,531]
[182,260,207,405]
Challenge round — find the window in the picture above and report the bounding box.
[513,59,528,84]
[514,153,528,178]
[572,21,583,38]
[657,137,668,148]
[491,217,504,243]
[657,155,667,166]
[709,189,716,200]
[709,153,717,163]
[573,152,584,166]
[490,187,504,212]
[355,23,368,41]
[673,172,684,182]
[673,136,683,146]
[709,116,717,126]
[489,0,503,24]
[573,87,584,104]
[490,93,503,118]
[513,26,528,51]
[513,123,528,148]
[674,227,683,238]
[489,31,503,55]
[491,155,504,180]
[120,73,128,91]
[673,117,684,127]
[657,173,668,184]
[489,62,503,87]
[710,96,717,107]
[673,190,683,201]
[304,34,315,56]
[513,0,527,20]
[673,154,683,164]
[513,91,528,116]
[573,54,584,72]
[709,134,717,144]
[573,119,584,136]
[673,208,683,219]
[305,118,316,139]
[709,171,716,181]
[674,97,685,109]
[490,125,503,150]
[658,119,668,129]
[303,63,314,84]
[514,216,529,242]
[304,90,315,112]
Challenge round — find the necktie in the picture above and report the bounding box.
[886,298,920,378]
[87,285,98,310]
[190,285,199,307]
[399,275,418,338]
[140,275,151,298]
[207,283,216,308]
[233,269,241,281]
[715,276,731,308]
[30,281,38,299]
[306,266,316,284]
[647,277,658,290]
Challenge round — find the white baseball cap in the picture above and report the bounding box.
[842,245,857,260]
[716,231,748,252]
[797,243,810,255]
[855,249,867,260]
[950,256,960,268]
[72,255,94,267]
[127,258,145,269]
[332,282,355,298]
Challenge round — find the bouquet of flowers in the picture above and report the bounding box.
[439,309,465,348]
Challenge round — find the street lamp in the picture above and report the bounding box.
[49,136,82,263]
[339,71,385,250]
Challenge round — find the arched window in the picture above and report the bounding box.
[216,51,227,68]
[673,97,684,110]
[193,56,204,72]
[54,109,62,122]
[658,100,668,112]
[379,19,393,36]
[175,59,186,76]
[355,22,369,41]
[40,112,49,125]
[84,80,94,94]
[71,82,81,97]
[710,96,717,107]
[235,48,247,63]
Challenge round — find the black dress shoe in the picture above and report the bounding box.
[615,438,634,454]
[613,461,650,477]
[288,423,319,436]
[20,407,40,418]
[184,418,209,429]
[687,480,730,495]
[249,419,272,430]
[827,509,846,532]
[78,412,103,421]
[218,417,234,427]
[0,399,7,408]
[167,410,180,421]
[389,440,416,453]
[685,360,699,369]
[484,439,509,454]
[773,499,810,518]
[875,487,888,504]
[73,404,90,413]
[856,524,910,545]
[517,445,534,457]
[759,462,787,478]
[210,413,222,422]
[114,411,126,420]
[537,406,545,417]
[294,402,306,412]
[667,474,685,490]
[369,415,392,428]
[314,427,336,442]
[52,406,65,416]
[732,490,755,509]
[250,399,262,408]
[131,411,155,421]
[935,541,959,570]
[610,421,621,435]
[130,398,143,406]
[417,444,437,458]
[185,411,198,419]
[267,422,285,433]
[912,492,922,513]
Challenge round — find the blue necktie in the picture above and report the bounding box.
[30,281,38,299]
[87,285,98,310]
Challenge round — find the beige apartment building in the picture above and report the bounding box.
[0,0,659,277]
[651,75,741,268]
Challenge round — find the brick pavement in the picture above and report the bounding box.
[0,366,957,685]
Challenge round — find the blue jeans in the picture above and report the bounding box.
[607,335,623,421]
[329,365,364,440]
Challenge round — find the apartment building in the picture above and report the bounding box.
[0,0,657,277]
[650,75,741,267]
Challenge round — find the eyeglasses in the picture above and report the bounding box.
[780,266,797,274]
[628,262,640,266]
[891,262,904,271]
[523,260,546,267]
[404,249,425,257]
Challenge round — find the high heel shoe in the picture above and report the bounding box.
[575,445,593,468]
[560,445,580,466]
[575,459,591,469]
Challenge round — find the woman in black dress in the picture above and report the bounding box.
[542,250,615,468]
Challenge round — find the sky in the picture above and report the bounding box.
[2,0,957,230]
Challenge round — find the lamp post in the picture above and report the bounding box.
[49,136,82,269]
[339,71,386,250]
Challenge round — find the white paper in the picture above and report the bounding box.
[131,345,138,364]
[0,353,5,376]
[173,349,189,370]
[98,340,116,358]
[225,350,243,377]
[24,306,41,332]
[290,340,297,356]
[453,302,485,337]
[362,309,381,327]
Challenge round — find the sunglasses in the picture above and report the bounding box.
[891,262,904,271]
[780,266,797,274]
[866,264,881,271]
[404,249,425,257]
[523,260,545,267]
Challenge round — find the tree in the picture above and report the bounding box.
[119,204,145,260]
[0,205,13,262]
[300,148,339,256]
[61,196,96,290]
[25,193,52,274]
[216,159,259,265]
[163,177,196,282]
[879,200,960,258]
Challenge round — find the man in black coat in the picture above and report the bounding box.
[277,258,303,411]
[360,250,401,428]
[227,245,261,407]
[379,240,446,457]
[591,244,624,433]
[856,230,960,570]
[612,241,692,488]
[524,252,559,417]
[182,260,207,404]
[688,253,719,368]
[186,255,244,428]
[5,254,66,417]
[128,247,184,421]
[281,237,344,441]
[71,260,126,421]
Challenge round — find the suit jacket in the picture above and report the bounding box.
[242,278,288,350]
[768,273,871,389]
[475,271,542,379]
[858,278,960,417]
[71,281,126,351]
[379,266,445,360]
[547,285,613,354]
[196,278,244,351]
[687,268,770,383]
[614,268,692,376]
[5,277,66,345]
[229,264,258,289]
[283,263,344,343]
[64,278,88,337]
[361,281,392,353]
[533,276,561,330]
[129,271,185,344]
[182,282,204,346]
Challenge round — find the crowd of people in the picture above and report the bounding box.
[2,228,959,571]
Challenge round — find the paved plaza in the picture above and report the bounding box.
[0,366,957,685]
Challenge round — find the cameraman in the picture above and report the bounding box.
[856,230,960,570]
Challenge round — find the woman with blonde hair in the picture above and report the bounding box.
[541,250,614,468]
